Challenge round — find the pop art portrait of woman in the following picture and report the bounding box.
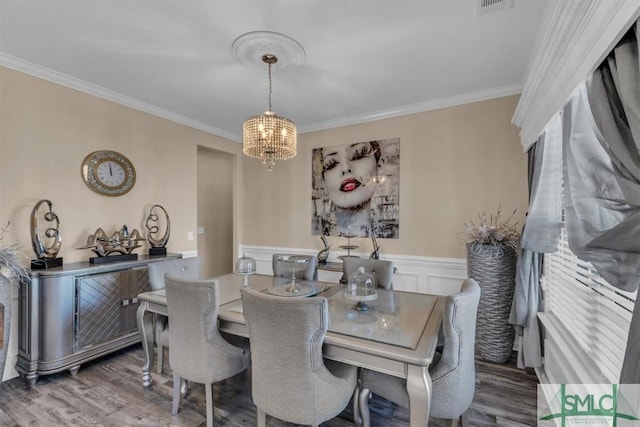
[311,138,400,238]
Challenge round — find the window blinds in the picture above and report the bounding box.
[544,226,637,383]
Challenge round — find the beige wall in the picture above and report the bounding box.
[241,95,528,259]
[1,66,527,264]
[1,66,241,264]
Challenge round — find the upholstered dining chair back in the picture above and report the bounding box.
[343,258,394,290]
[358,278,481,427]
[428,278,480,420]
[148,257,202,290]
[240,287,357,426]
[272,253,317,280]
[165,275,250,427]
[146,256,202,374]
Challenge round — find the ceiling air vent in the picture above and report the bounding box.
[478,0,512,15]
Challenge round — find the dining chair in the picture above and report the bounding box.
[147,257,202,374]
[165,274,250,427]
[342,258,394,289]
[357,278,481,427]
[240,287,358,427]
[272,253,317,280]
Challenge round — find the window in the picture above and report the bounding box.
[544,224,637,383]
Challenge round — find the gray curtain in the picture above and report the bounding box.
[509,248,543,369]
[510,112,563,369]
[571,21,640,383]
[521,114,563,253]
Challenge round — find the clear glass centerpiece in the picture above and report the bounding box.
[344,266,377,311]
[234,254,256,287]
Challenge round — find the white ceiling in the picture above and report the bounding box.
[0,0,548,142]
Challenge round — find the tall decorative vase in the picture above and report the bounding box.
[467,244,517,363]
[0,273,11,382]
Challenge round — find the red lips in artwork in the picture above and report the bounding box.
[340,178,361,192]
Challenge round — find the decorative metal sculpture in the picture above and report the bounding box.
[77,225,145,264]
[145,204,170,255]
[30,199,63,269]
[317,235,331,264]
[369,232,380,259]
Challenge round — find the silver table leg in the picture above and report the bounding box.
[136,301,155,388]
[406,364,432,427]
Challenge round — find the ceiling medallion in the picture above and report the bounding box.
[232,31,306,69]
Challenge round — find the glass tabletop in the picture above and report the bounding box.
[145,273,440,351]
[327,288,437,349]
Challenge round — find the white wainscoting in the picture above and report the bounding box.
[239,245,468,295]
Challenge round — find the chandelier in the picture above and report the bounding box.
[242,54,297,171]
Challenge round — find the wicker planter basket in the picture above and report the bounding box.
[467,243,517,363]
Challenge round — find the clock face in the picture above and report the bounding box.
[81,151,136,196]
[96,160,126,187]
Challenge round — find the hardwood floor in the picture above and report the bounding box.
[0,345,538,426]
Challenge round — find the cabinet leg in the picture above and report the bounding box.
[69,365,81,376]
[25,373,38,388]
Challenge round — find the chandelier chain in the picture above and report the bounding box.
[268,63,272,112]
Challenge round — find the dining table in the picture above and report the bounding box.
[136,273,445,427]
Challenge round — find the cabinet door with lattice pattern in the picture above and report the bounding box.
[75,271,123,350]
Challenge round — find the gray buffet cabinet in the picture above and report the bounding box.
[17,254,180,385]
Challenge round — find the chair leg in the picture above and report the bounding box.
[358,387,372,427]
[205,383,214,427]
[353,378,362,425]
[181,379,190,397]
[444,414,468,427]
[257,408,266,427]
[172,373,181,416]
[156,344,164,374]
[460,409,471,427]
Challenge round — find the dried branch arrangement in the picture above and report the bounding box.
[464,206,520,252]
[0,222,29,283]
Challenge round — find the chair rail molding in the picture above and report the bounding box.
[513,0,640,150]
[238,245,467,295]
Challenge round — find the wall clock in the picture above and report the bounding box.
[81,150,136,197]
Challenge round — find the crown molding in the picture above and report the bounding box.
[299,83,522,134]
[0,53,241,142]
[513,0,640,151]
[1,52,523,141]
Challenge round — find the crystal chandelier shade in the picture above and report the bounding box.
[242,111,297,170]
[242,54,297,171]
